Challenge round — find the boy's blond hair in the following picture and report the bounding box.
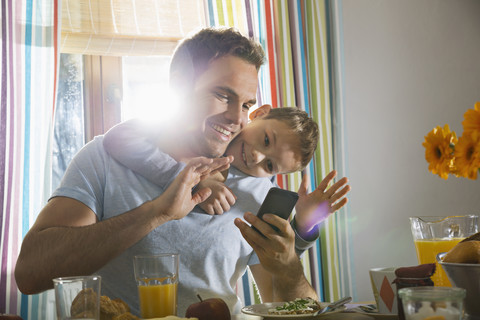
[262,107,319,172]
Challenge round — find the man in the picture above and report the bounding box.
[15,27,318,315]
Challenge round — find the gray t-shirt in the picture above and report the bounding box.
[101,119,318,255]
[51,136,273,316]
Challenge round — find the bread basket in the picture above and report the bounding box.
[437,252,480,320]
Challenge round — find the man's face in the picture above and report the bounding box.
[226,118,302,177]
[184,55,259,158]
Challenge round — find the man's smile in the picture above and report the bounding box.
[209,122,234,140]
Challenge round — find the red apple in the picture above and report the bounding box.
[185,295,231,320]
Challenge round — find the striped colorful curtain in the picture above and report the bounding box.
[206,0,354,302]
[1,0,60,318]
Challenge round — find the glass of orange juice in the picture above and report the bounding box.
[409,216,478,287]
[134,254,179,319]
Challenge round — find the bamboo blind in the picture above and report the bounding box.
[61,0,206,56]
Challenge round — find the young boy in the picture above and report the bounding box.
[103,105,350,241]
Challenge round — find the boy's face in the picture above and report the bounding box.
[183,55,259,158]
[226,118,302,177]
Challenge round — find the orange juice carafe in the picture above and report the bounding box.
[409,216,478,286]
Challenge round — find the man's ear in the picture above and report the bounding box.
[249,104,272,121]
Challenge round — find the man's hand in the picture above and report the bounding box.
[235,212,298,275]
[152,156,233,221]
[235,212,318,301]
[294,170,351,239]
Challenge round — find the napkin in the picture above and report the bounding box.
[394,263,436,279]
[393,263,436,286]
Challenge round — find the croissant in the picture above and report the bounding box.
[443,240,480,264]
[70,288,98,319]
[100,296,132,320]
[71,289,138,320]
[112,312,140,320]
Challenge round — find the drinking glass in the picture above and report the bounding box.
[409,215,478,286]
[134,254,179,319]
[398,287,465,320]
[53,275,101,320]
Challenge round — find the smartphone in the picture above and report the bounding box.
[253,187,299,232]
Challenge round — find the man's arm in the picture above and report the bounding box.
[235,212,318,302]
[249,263,316,303]
[15,157,230,294]
[15,197,161,294]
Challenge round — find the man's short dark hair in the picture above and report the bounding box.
[170,27,266,90]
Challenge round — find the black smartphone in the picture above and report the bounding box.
[253,187,299,232]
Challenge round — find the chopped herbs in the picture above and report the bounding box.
[268,298,323,315]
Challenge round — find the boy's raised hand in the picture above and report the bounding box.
[294,170,351,239]
[152,156,233,221]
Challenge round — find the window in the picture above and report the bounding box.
[53,53,85,189]
[54,0,206,182]
[121,56,172,121]
[53,53,174,186]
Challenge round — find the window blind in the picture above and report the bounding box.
[61,0,206,56]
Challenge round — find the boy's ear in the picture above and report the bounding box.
[249,104,272,121]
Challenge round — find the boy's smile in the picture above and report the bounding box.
[227,118,302,177]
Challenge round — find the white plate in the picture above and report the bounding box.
[241,302,345,319]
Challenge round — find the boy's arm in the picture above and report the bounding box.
[294,171,351,240]
[103,119,185,187]
[291,218,320,256]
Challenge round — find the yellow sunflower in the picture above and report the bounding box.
[454,131,480,180]
[462,101,480,135]
[422,124,457,179]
